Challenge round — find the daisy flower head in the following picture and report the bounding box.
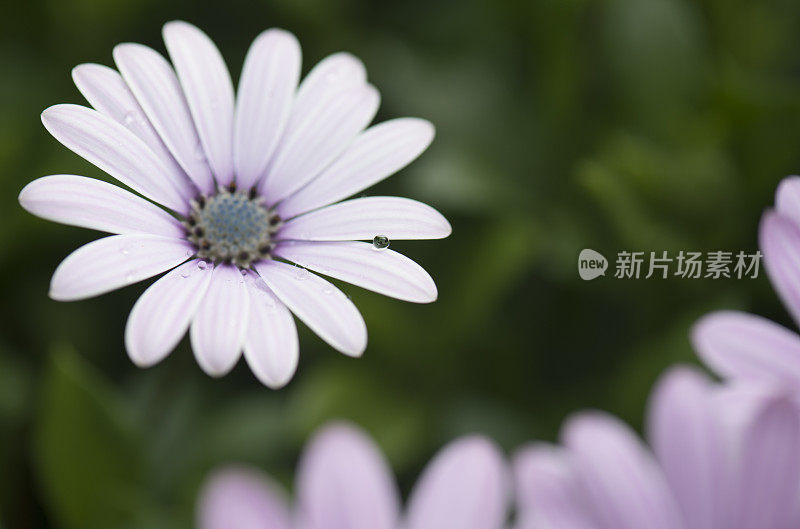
[197,422,510,529]
[513,366,800,529]
[19,21,451,388]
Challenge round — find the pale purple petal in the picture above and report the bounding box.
[562,412,686,529]
[41,104,192,214]
[49,234,194,301]
[278,118,435,219]
[253,260,367,357]
[278,197,451,241]
[295,422,400,529]
[242,273,299,388]
[163,21,235,186]
[512,444,599,529]
[273,241,437,303]
[234,29,301,190]
[198,466,291,529]
[113,42,215,193]
[260,83,380,204]
[647,366,730,529]
[125,259,213,367]
[692,310,800,387]
[405,436,509,529]
[759,210,800,327]
[71,63,195,198]
[19,174,184,238]
[736,396,800,529]
[189,264,249,376]
[775,175,800,229]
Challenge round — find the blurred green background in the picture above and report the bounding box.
[2,0,800,526]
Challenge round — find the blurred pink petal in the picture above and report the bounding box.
[278,196,451,241]
[692,310,800,387]
[274,241,437,303]
[296,422,400,529]
[774,175,800,229]
[405,436,509,529]
[759,210,800,328]
[198,466,291,529]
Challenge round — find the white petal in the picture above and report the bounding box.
[42,104,192,214]
[49,234,194,301]
[278,118,435,218]
[113,42,215,193]
[775,175,800,229]
[278,196,451,241]
[647,367,730,529]
[274,241,437,303]
[163,21,235,186]
[260,84,380,204]
[405,436,509,529]
[243,273,299,388]
[295,422,401,529]
[125,259,214,367]
[759,210,800,327]
[199,466,292,529]
[253,260,367,356]
[71,63,195,197]
[294,52,366,109]
[190,264,249,376]
[692,310,800,387]
[562,412,686,529]
[234,29,301,190]
[19,174,184,237]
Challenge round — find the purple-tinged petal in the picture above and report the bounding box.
[190,264,249,376]
[234,29,301,190]
[41,104,192,214]
[274,241,437,303]
[163,21,235,186]
[775,176,800,229]
[254,260,367,357]
[260,84,380,204]
[513,443,599,529]
[113,42,215,194]
[296,422,400,529]
[736,395,800,529]
[125,259,213,368]
[278,118,435,219]
[71,63,195,198]
[647,366,730,529]
[198,466,291,529]
[278,196,451,241]
[242,273,299,388]
[405,436,509,529]
[759,210,800,328]
[692,310,800,387]
[19,174,184,238]
[49,234,194,301]
[562,412,686,529]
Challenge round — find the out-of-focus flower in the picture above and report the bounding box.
[513,366,800,529]
[198,422,509,529]
[693,176,800,390]
[19,21,450,388]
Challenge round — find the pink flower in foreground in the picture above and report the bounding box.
[693,176,800,390]
[513,366,800,529]
[198,422,509,529]
[19,21,450,387]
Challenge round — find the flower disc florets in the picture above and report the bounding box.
[185,185,281,268]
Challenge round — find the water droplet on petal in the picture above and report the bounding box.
[294,266,311,281]
[372,235,390,250]
[123,110,137,125]
[197,260,209,270]
[322,285,334,295]
[180,268,192,279]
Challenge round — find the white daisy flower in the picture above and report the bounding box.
[19,21,450,388]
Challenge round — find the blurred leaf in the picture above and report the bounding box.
[33,348,143,529]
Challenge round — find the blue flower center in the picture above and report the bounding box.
[185,188,281,267]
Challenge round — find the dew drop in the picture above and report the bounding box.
[294,266,311,281]
[322,285,334,295]
[123,110,137,125]
[124,272,135,283]
[197,260,209,270]
[372,235,390,250]
[180,268,192,279]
